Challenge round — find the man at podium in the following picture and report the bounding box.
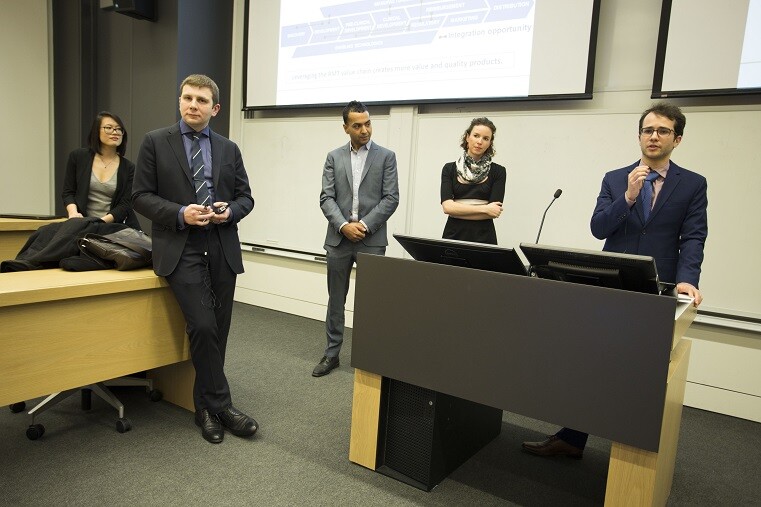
[522,101,708,458]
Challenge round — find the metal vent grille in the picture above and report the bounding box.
[382,379,436,485]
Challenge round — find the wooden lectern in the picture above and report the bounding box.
[348,254,695,505]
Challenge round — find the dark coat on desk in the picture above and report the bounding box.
[0,218,129,272]
[61,148,141,230]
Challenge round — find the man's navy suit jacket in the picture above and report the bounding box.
[590,160,707,287]
[132,123,254,277]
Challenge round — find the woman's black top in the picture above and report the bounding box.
[440,161,506,245]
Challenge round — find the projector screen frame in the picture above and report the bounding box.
[651,0,761,100]
[242,0,602,111]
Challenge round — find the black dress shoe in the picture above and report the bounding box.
[312,356,340,377]
[522,435,583,459]
[194,409,224,444]
[217,405,258,437]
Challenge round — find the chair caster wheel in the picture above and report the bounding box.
[149,389,163,402]
[116,418,132,433]
[9,402,26,413]
[26,424,45,440]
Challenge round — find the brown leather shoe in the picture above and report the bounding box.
[522,435,583,459]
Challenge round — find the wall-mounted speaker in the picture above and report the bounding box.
[106,0,156,22]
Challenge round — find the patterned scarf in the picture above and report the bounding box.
[455,151,492,184]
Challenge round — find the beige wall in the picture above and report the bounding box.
[0,0,52,215]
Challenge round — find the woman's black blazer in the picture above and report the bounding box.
[61,148,140,229]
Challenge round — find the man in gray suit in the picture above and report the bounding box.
[313,101,400,377]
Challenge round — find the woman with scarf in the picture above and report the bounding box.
[440,117,505,244]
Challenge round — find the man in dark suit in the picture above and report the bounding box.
[132,74,257,444]
[523,101,708,458]
[313,101,400,377]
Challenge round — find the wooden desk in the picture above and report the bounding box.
[349,255,696,506]
[0,217,66,262]
[0,268,194,411]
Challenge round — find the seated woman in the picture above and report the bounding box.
[62,111,140,229]
[440,117,505,245]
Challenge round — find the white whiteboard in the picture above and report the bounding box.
[238,108,761,320]
[405,110,761,319]
[239,116,390,256]
[672,110,761,319]
[408,112,628,250]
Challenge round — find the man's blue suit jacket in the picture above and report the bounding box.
[590,160,707,287]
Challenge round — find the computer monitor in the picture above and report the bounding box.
[394,234,527,276]
[519,243,669,295]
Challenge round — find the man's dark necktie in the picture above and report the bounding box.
[191,134,211,207]
[641,171,659,221]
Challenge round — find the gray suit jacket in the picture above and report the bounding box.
[132,123,254,276]
[319,141,399,247]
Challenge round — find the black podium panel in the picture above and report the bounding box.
[352,254,676,452]
[377,378,502,491]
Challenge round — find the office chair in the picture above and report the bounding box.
[8,376,162,440]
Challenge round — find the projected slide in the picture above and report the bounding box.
[738,0,761,88]
[277,0,536,105]
[245,0,598,108]
[654,0,761,97]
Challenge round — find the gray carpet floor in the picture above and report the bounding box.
[1,303,759,506]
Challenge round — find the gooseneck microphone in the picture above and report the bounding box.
[535,189,563,244]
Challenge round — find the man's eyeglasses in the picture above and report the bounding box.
[102,126,124,135]
[640,127,675,137]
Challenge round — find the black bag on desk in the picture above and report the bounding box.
[77,228,152,270]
